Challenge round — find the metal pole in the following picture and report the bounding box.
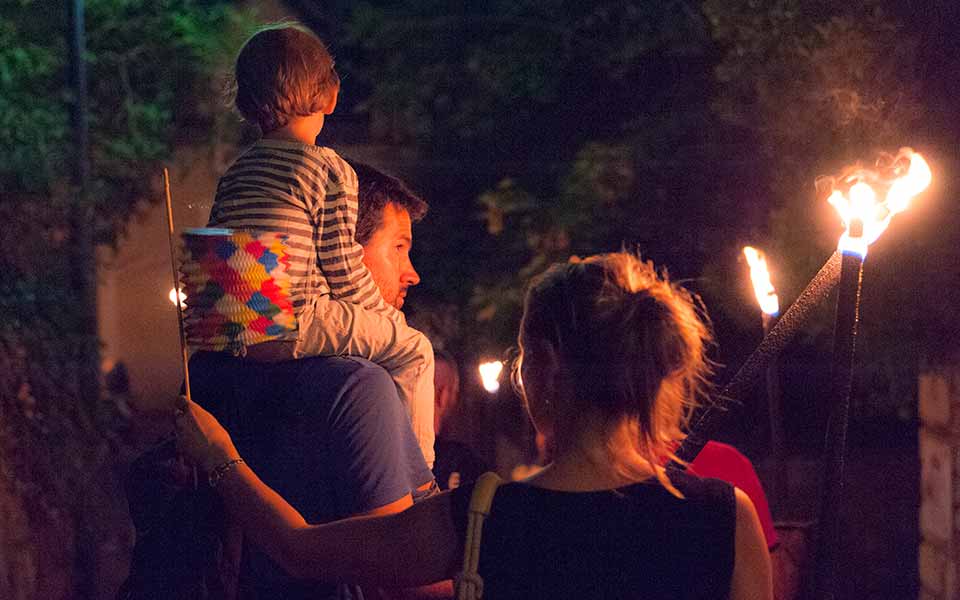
[763,313,787,514]
[69,0,89,190]
[68,1,99,597]
[810,248,864,600]
[68,0,98,401]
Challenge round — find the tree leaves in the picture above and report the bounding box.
[1,0,256,244]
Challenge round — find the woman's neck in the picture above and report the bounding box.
[525,456,630,492]
[523,420,657,492]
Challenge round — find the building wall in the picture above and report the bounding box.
[919,366,960,599]
[97,145,224,412]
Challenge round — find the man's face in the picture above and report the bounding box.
[361,202,420,309]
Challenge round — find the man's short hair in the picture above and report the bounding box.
[351,161,428,245]
[234,25,340,133]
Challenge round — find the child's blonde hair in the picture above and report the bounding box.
[233,24,340,133]
[518,252,713,495]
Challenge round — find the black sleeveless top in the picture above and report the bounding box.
[450,471,736,600]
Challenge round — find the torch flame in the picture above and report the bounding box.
[479,360,504,394]
[827,148,931,257]
[887,152,932,215]
[742,246,779,316]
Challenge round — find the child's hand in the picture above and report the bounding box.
[172,396,240,472]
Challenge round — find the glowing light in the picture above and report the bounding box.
[168,287,186,308]
[827,148,931,257]
[478,360,504,394]
[887,152,932,214]
[742,246,779,316]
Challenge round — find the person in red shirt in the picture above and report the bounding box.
[690,441,778,550]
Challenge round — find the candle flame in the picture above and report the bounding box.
[827,148,931,257]
[742,246,779,316]
[168,287,186,308]
[479,360,504,394]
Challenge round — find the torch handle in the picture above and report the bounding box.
[763,313,787,512]
[673,251,843,466]
[810,251,863,599]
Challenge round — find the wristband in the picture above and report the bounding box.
[208,458,244,488]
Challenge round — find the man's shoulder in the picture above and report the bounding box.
[191,350,377,374]
[292,355,395,398]
[293,353,375,371]
[189,352,396,406]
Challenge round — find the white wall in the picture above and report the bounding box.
[97,145,226,412]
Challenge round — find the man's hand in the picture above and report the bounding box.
[172,396,240,472]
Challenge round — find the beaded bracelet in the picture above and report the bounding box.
[208,458,244,488]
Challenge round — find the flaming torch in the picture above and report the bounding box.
[675,150,931,473]
[811,148,931,599]
[743,246,785,509]
[743,246,780,331]
[675,252,842,467]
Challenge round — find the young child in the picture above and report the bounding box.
[208,25,434,467]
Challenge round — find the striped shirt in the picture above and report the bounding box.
[209,139,401,338]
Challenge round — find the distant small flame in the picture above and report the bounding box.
[479,360,504,394]
[168,287,186,308]
[827,148,931,257]
[742,246,779,316]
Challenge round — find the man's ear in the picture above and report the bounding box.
[322,87,339,115]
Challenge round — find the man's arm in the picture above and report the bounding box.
[212,460,460,586]
[356,494,413,517]
[294,299,437,467]
[328,372,446,596]
[323,362,435,515]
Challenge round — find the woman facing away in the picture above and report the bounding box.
[173,252,772,599]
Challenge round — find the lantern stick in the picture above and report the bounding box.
[163,168,192,403]
[163,168,198,489]
[673,251,843,466]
